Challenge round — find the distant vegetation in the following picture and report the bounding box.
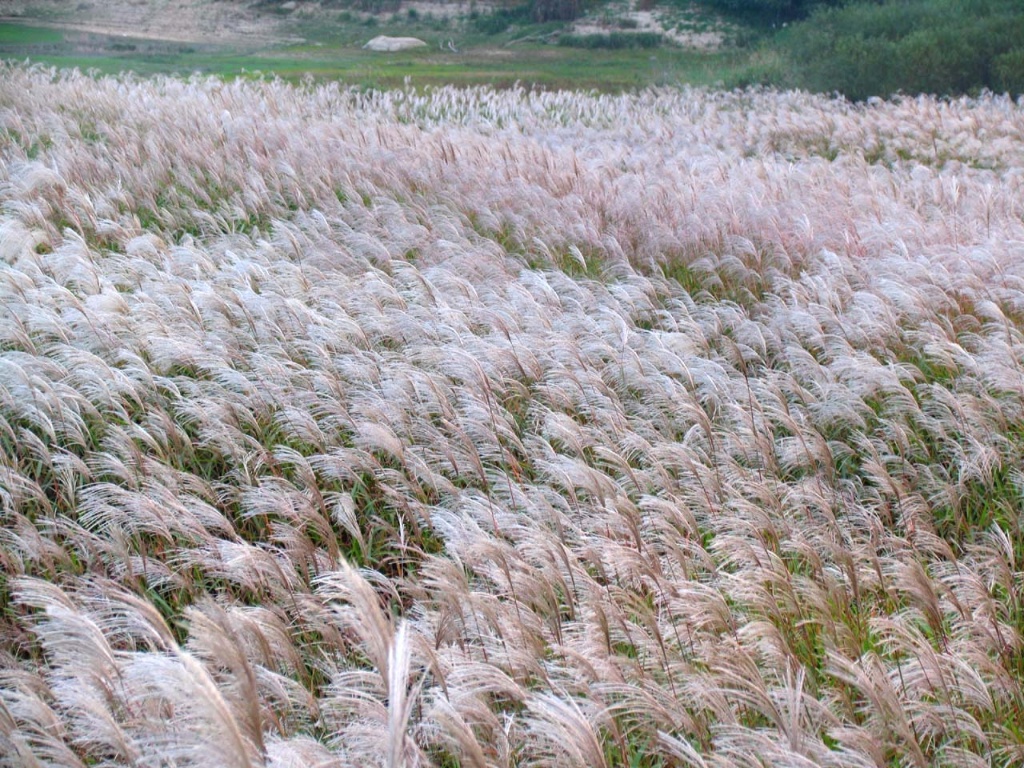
[1,0,1022,98]
[463,0,1024,98]
[709,0,1024,99]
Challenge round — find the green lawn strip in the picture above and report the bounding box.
[0,22,64,44]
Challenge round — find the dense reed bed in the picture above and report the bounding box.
[1,64,1024,766]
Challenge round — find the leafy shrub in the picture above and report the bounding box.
[471,4,533,34]
[994,49,1024,94]
[726,49,790,89]
[897,27,987,95]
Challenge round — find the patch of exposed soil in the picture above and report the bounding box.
[571,1,728,51]
[0,0,497,46]
[0,0,296,45]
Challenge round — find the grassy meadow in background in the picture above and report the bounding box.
[1,62,1024,766]
[0,1,746,93]
[1,0,1023,97]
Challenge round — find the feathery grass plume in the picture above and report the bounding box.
[0,671,86,768]
[420,691,491,768]
[315,564,430,766]
[522,691,609,768]
[124,652,262,767]
[12,577,265,767]
[386,622,418,768]
[185,603,268,757]
[825,649,929,768]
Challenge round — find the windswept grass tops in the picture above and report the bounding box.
[1,64,1024,767]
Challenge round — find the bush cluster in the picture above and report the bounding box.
[470,4,533,35]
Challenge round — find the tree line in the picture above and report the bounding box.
[765,0,1024,99]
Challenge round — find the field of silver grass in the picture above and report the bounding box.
[1,63,1024,767]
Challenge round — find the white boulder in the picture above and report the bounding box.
[363,35,428,52]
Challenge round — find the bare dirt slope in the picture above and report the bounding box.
[571,0,729,50]
[0,0,296,44]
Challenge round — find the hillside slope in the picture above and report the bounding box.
[0,0,290,43]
